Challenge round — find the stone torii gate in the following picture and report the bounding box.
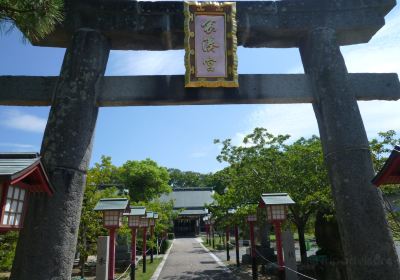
[1,0,400,279]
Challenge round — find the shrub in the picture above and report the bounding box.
[167,233,175,240]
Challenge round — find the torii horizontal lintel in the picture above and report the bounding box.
[0,73,399,107]
[31,0,396,50]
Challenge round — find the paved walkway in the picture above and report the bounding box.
[157,238,237,280]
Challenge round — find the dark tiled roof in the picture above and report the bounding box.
[0,153,41,180]
[146,211,154,219]
[124,206,146,216]
[94,198,129,211]
[260,193,295,205]
[159,188,214,209]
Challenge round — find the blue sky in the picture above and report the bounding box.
[0,5,399,173]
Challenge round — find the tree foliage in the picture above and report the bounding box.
[0,0,63,41]
[213,128,332,263]
[167,168,225,193]
[77,156,124,278]
[369,130,400,239]
[120,159,171,202]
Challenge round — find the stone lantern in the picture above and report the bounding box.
[0,153,53,233]
[94,198,130,280]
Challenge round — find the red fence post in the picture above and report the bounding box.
[142,227,147,273]
[235,225,240,267]
[109,228,116,280]
[130,228,137,280]
[274,221,285,279]
[249,221,257,280]
[150,225,154,263]
[226,226,231,261]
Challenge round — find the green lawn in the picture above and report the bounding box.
[116,258,162,280]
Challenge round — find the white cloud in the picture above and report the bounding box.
[236,104,319,142]
[0,143,38,152]
[0,110,47,133]
[107,50,185,76]
[236,7,400,143]
[190,151,208,158]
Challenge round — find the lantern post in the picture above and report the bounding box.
[147,212,158,263]
[234,224,240,267]
[228,208,239,267]
[94,198,130,280]
[153,212,159,255]
[202,216,210,244]
[123,206,146,280]
[259,193,295,280]
[247,214,257,280]
[210,216,215,249]
[139,214,150,273]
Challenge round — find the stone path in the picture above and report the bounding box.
[157,238,238,280]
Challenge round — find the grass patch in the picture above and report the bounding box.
[117,258,162,280]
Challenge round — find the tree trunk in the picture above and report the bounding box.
[10,29,110,280]
[300,27,400,280]
[297,223,307,264]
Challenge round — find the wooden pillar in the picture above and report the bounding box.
[249,221,257,280]
[300,27,400,280]
[226,226,230,261]
[234,225,240,267]
[142,227,147,273]
[150,225,154,263]
[130,228,137,280]
[10,29,110,280]
[109,228,116,280]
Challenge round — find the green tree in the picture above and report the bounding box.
[120,159,171,202]
[0,0,63,41]
[0,231,18,272]
[214,128,332,263]
[369,130,400,239]
[167,168,221,192]
[77,156,123,278]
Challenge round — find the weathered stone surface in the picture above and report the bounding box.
[10,29,110,280]
[300,27,400,280]
[30,0,395,50]
[1,73,399,106]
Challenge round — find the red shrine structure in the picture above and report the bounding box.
[0,153,53,232]
[372,146,400,186]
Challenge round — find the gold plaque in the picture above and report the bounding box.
[184,2,238,88]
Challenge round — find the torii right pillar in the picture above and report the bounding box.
[300,27,400,279]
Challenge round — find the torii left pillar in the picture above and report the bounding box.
[10,29,110,280]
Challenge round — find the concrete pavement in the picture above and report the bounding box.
[156,238,237,280]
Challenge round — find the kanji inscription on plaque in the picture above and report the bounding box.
[184,2,238,88]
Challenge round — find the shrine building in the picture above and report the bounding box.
[159,188,214,236]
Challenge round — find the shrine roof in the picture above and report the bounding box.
[146,211,154,219]
[0,153,54,194]
[0,153,40,179]
[178,209,209,216]
[94,198,130,211]
[372,146,400,187]
[124,206,146,216]
[259,193,295,206]
[28,0,396,50]
[159,188,214,209]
